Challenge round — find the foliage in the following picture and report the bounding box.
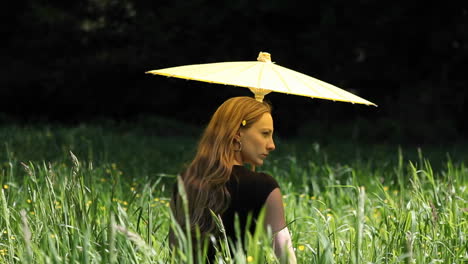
[0,123,467,263]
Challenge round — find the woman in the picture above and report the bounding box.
[170,96,296,263]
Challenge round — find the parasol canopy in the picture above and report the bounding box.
[147,52,376,106]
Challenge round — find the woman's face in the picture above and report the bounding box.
[238,113,276,166]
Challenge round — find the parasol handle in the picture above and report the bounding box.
[249,87,271,102]
[254,94,264,102]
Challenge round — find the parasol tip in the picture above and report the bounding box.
[257,52,271,63]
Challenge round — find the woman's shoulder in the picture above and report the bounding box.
[256,171,279,189]
[232,165,279,189]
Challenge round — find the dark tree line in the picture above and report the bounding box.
[2,0,467,143]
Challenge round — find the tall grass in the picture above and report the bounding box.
[0,123,466,263]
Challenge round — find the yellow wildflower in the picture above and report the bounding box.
[298,245,305,251]
[247,256,254,263]
[3,185,8,189]
[27,199,32,204]
[383,186,389,191]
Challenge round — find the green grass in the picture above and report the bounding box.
[0,122,467,263]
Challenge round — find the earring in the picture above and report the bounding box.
[234,141,242,152]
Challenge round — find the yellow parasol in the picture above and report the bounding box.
[147,52,376,106]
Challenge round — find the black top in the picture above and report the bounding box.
[222,165,280,240]
[170,165,279,261]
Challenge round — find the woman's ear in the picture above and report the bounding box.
[234,130,242,141]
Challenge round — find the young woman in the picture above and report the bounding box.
[170,96,296,263]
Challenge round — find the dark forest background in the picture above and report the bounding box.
[1,1,467,145]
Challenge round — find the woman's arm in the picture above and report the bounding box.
[265,188,297,264]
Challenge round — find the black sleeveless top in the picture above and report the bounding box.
[222,165,280,240]
[170,165,279,261]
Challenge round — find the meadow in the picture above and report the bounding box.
[0,120,466,263]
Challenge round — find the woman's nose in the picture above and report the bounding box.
[267,139,275,151]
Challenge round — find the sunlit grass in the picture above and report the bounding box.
[0,123,466,263]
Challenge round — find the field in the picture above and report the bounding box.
[0,121,467,263]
